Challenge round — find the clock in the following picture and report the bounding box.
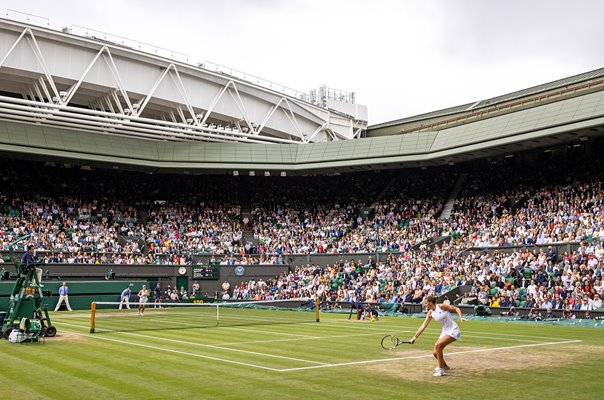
[178,266,187,275]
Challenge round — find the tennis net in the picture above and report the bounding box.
[89,299,320,333]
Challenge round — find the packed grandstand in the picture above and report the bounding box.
[1,140,603,316]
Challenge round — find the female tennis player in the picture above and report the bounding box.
[409,295,465,377]
[137,285,150,316]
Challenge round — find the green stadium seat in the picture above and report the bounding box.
[523,268,532,279]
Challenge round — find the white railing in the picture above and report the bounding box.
[200,61,310,102]
[69,24,190,64]
[5,9,49,28]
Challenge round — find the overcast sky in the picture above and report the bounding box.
[4,0,604,124]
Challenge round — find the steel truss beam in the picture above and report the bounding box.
[0,24,364,143]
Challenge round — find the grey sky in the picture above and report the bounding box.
[3,0,604,124]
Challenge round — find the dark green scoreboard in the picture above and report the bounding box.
[192,265,220,280]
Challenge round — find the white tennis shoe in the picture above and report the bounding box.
[433,368,447,377]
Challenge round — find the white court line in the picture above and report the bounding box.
[277,339,583,372]
[59,328,281,371]
[58,321,328,365]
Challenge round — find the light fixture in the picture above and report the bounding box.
[280,171,287,177]
[249,171,255,176]
[264,171,270,177]
[233,170,239,176]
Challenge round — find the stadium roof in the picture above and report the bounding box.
[369,66,604,130]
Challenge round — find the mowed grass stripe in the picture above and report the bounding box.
[0,350,125,399]
[0,334,225,399]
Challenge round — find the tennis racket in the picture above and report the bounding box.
[381,335,413,350]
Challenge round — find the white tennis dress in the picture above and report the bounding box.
[431,305,461,340]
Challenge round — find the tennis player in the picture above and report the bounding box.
[138,285,150,315]
[409,295,465,377]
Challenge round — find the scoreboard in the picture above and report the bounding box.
[192,265,220,280]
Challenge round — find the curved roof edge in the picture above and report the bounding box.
[369,66,604,130]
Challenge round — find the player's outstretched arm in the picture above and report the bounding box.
[410,311,432,343]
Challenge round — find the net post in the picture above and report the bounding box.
[216,303,220,326]
[90,301,96,333]
[315,298,320,322]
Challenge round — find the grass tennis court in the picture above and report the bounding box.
[1,307,603,400]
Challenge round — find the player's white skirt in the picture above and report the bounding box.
[439,327,461,340]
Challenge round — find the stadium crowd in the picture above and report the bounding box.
[1,147,604,312]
